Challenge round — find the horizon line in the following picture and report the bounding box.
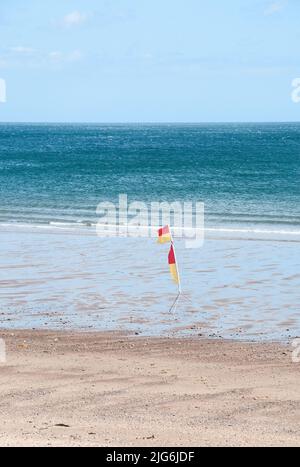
[0,120,300,125]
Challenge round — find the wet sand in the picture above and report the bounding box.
[2,227,300,341]
[0,329,299,447]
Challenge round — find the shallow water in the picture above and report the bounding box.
[1,226,299,341]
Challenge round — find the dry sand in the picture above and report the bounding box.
[0,329,299,447]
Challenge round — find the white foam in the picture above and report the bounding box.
[1,222,300,241]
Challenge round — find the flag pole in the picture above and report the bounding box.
[169,225,182,312]
[169,225,182,294]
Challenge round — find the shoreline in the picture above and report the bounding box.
[0,325,291,345]
[2,222,300,243]
[0,329,299,447]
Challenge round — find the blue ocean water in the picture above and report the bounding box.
[0,122,300,234]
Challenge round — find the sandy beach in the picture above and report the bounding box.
[0,329,299,447]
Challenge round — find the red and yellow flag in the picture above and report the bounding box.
[158,225,180,289]
[168,244,179,285]
[157,225,171,244]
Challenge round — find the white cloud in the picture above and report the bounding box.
[63,10,88,27]
[10,46,35,54]
[48,50,83,64]
[67,50,83,62]
[0,58,8,69]
[264,1,287,16]
[49,51,63,60]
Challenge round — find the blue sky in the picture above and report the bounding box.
[0,0,299,122]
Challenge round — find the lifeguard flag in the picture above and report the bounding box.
[168,244,179,284]
[158,225,171,244]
